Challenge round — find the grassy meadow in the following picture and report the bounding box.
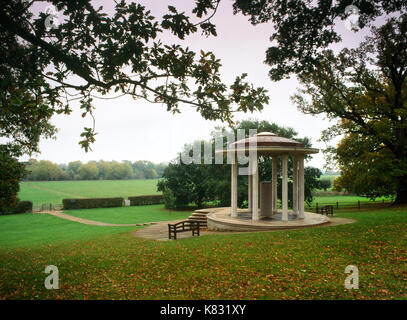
[18,179,161,206]
[18,179,390,209]
[65,205,190,225]
[2,178,405,299]
[0,205,190,249]
[311,195,389,206]
[0,205,406,299]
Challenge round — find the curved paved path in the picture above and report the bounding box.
[133,217,357,241]
[43,211,156,227]
[42,211,356,240]
[133,219,220,241]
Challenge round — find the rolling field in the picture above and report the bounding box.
[18,179,161,206]
[18,179,390,208]
[311,195,389,206]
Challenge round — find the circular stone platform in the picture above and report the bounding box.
[207,208,330,231]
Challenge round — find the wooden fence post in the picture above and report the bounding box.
[336,201,339,209]
[358,200,360,209]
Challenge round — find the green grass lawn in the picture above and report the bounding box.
[18,179,161,206]
[0,205,406,299]
[0,213,138,249]
[65,205,191,225]
[0,205,189,249]
[311,195,389,206]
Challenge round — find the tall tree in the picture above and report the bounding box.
[0,146,26,210]
[232,0,407,80]
[0,0,268,207]
[67,161,82,180]
[78,162,99,180]
[291,15,407,204]
[0,0,269,153]
[25,159,66,180]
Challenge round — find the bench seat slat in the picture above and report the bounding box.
[168,220,201,240]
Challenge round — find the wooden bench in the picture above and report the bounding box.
[168,220,200,240]
[317,205,334,216]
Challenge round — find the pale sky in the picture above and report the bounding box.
[22,1,376,169]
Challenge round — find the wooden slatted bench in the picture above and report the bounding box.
[168,220,200,240]
[317,205,334,216]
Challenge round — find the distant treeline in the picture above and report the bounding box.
[23,159,167,181]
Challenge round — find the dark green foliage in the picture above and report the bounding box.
[128,195,163,206]
[304,167,323,205]
[62,197,124,210]
[161,187,176,209]
[0,200,33,215]
[157,163,200,209]
[320,179,332,192]
[0,146,26,211]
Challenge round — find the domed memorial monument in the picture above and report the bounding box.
[206,132,329,231]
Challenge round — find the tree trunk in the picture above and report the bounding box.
[393,178,407,205]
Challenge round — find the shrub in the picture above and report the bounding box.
[0,200,33,215]
[128,195,163,206]
[0,147,27,211]
[320,178,333,192]
[161,187,176,209]
[62,197,124,210]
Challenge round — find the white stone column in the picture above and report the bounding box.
[298,154,305,219]
[282,154,288,222]
[292,156,298,217]
[248,160,252,213]
[252,153,259,221]
[272,156,278,213]
[231,153,238,218]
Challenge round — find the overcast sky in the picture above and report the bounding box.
[23,0,375,169]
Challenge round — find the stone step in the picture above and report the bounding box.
[188,215,207,220]
[188,216,207,221]
[190,213,208,217]
[186,208,215,228]
[194,209,212,213]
